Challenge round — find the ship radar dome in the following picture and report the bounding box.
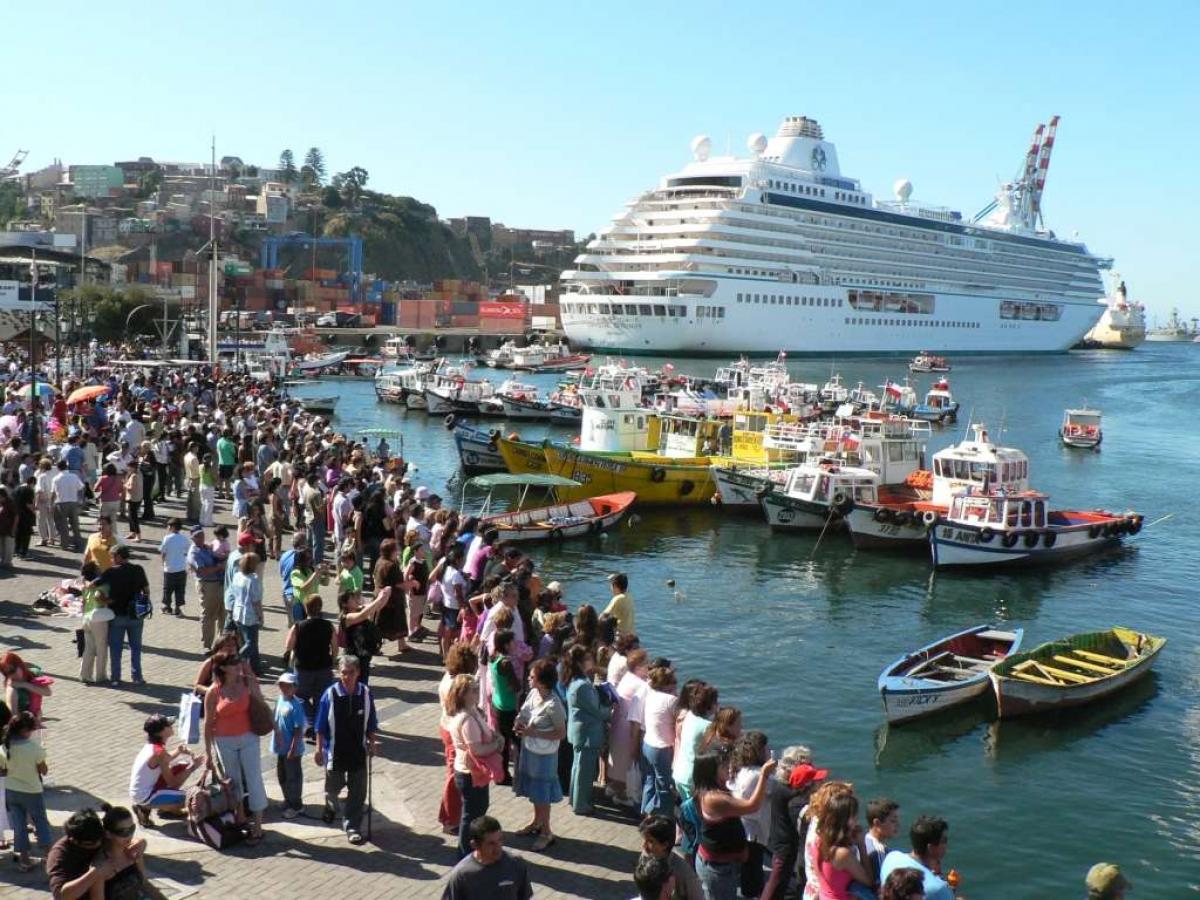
[893,179,913,202]
[748,132,768,157]
[691,135,712,162]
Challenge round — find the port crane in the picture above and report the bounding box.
[972,116,1060,230]
[1,150,28,179]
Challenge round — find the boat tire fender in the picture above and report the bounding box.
[1102,523,1116,538]
[873,507,892,524]
[443,414,456,429]
[1043,531,1057,548]
[650,467,667,484]
[679,479,695,497]
[1001,531,1020,549]
[1023,530,1040,549]
[1127,515,1143,535]
[895,510,913,526]
[979,527,995,544]
[1088,524,1102,539]
[831,492,851,515]
[921,510,938,527]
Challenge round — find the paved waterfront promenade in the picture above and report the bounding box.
[2,494,642,899]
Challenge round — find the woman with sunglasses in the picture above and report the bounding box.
[202,650,267,844]
[96,803,168,900]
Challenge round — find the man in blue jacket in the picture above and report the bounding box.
[314,652,379,844]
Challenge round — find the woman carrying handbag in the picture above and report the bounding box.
[445,674,503,859]
[203,650,268,844]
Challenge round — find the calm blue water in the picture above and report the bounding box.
[293,344,1199,896]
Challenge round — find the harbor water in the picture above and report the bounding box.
[292,344,1198,896]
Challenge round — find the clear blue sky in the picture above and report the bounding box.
[9,1,1199,319]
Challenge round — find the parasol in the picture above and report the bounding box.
[67,384,111,405]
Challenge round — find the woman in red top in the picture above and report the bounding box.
[96,463,124,525]
[202,651,267,842]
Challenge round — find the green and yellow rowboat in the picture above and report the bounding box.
[988,627,1165,718]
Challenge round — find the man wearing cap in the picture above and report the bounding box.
[879,816,954,900]
[272,672,307,819]
[603,572,636,637]
[1086,863,1130,900]
[187,526,225,647]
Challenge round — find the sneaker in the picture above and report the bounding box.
[282,807,302,820]
[174,607,184,617]
[347,830,364,845]
[161,606,172,615]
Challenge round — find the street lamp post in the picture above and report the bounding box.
[28,250,38,454]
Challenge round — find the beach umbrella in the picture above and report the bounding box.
[67,384,110,405]
[13,382,55,399]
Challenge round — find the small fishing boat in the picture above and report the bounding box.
[374,371,407,404]
[928,487,1143,568]
[467,473,635,541]
[547,402,582,426]
[911,378,959,424]
[908,351,951,374]
[298,395,338,416]
[528,353,591,373]
[423,369,495,416]
[759,460,876,531]
[988,627,1165,718]
[1060,407,1103,451]
[446,417,507,473]
[818,373,849,413]
[879,624,1024,724]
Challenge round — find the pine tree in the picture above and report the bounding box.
[303,147,326,187]
[278,149,297,186]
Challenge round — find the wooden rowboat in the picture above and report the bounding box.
[464,473,635,541]
[988,627,1165,718]
[483,490,636,541]
[879,624,1023,724]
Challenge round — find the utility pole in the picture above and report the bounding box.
[79,207,86,377]
[207,134,218,363]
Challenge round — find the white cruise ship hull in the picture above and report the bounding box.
[563,284,1097,356]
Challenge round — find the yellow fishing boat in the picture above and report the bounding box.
[543,444,716,505]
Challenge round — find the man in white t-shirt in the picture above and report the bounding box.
[159,518,191,615]
[51,460,85,551]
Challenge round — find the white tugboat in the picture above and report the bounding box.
[1079,280,1145,349]
[759,460,877,531]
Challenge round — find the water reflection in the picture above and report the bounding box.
[873,703,988,771]
[982,673,1159,762]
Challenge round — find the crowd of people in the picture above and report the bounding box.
[0,359,1134,900]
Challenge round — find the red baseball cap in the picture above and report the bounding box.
[789,763,829,790]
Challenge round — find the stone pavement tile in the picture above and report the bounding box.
[0,492,645,898]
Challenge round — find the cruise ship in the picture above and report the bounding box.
[560,115,1112,355]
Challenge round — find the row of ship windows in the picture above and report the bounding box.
[765,180,869,206]
[845,317,981,329]
[736,293,843,308]
[564,302,692,318]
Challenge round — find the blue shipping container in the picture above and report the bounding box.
[380,302,396,325]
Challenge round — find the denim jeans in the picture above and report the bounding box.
[696,856,741,900]
[236,623,261,674]
[570,746,599,814]
[108,614,144,681]
[454,771,489,858]
[6,789,53,855]
[214,732,268,813]
[640,743,675,819]
[307,518,327,565]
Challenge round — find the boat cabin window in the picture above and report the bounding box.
[814,476,830,500]
[793,473,816,495]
